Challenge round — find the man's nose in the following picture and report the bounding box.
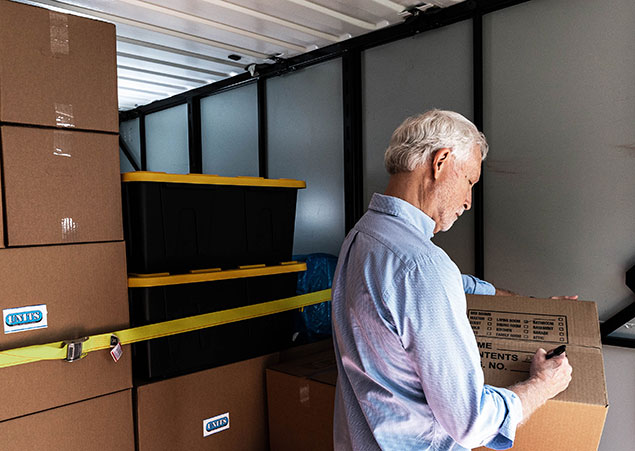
[464,191,472,210]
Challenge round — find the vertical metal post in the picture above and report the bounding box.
[473,11,485,280]
[119,136,140,171]
[257,78,268,178]
[342,50,364,233]
[188,96,202,173]
[139,113,147,171]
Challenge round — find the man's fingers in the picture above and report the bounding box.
[549,295,579,300]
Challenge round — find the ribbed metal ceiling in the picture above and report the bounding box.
[13,0,465,110]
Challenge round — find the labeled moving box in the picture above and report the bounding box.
[136,342,331,450]
[135,353,279,451]
[0,242,131,422]
[266,297,608,451]
[0,126,122,247]
[0,390,135,451]
[468,295,608,451]
[0,0,118,132]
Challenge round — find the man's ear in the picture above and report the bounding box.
[432,148,452,180]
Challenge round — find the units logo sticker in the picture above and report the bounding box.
[203,412,230,437]
[3,305,48,334]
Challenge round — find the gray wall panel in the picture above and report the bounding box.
[266,59,345,256]
[201,83,259,177]
[483,1,635,450]
[483,0,635,316]
[362,20,475,274]
[145,104,189,174]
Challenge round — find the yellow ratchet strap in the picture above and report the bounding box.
[0,289,332,369]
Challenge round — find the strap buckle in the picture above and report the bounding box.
[63,337,89,362]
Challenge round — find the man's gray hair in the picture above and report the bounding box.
[384,109,489,175]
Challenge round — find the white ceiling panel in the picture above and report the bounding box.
[11,0,467,110]
[117,66,205,88]
[113,22,262,65]
[116,40,241,76]
[116,54,223,81]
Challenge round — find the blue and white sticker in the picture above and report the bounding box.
[3,305,48,334]
[203,412,230,437]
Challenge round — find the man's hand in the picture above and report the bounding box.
[509,347,572,423]
[549,295,579,300]
[529,348,573,399]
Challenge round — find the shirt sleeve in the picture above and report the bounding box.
[462,274,496,295]
[394,259,522,449]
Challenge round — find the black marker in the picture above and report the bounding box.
[545,345,566,359]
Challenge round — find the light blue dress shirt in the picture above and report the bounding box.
[462,274,496,296]
[331,194,522,450]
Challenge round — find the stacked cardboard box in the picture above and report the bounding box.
[266,297,608,451]
[0,2,133,449]
[136,353,279,451]
[135,338,331,450]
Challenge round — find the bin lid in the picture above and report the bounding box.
[129,261,307,288]
[122,171,306,189]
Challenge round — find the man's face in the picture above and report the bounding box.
[435,147,482,233]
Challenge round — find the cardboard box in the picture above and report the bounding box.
[0,1,118,132]
[266,347,337,451]
[266,297,608,451]
[0,241,131,421]
[468,295,608,451]
[0,390,135,451]
[135,353,280,451]
[0,126,123,246]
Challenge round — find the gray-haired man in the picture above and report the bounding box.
[331,110,572,450]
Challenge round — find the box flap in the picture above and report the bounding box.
[476,339,607,406]
[268,348,336,379]
[310,368,337,387]
[467,295,601,349]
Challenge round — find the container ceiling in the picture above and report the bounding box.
[14,0,465,110]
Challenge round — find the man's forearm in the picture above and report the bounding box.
[508,350,572,424]
[507,377,551,423]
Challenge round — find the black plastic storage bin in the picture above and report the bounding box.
[128,262,306,382]
[121,172,306,274]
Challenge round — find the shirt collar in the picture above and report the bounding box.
[368,193,436,240]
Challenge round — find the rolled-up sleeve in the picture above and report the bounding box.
[394,260,522,449]
[462,274,496,295]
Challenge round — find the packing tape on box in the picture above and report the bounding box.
[49,12,76,128]
[53,132,73,158]
[0,289,332,369]
[55,103,75,128]
[49,11,70,55]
